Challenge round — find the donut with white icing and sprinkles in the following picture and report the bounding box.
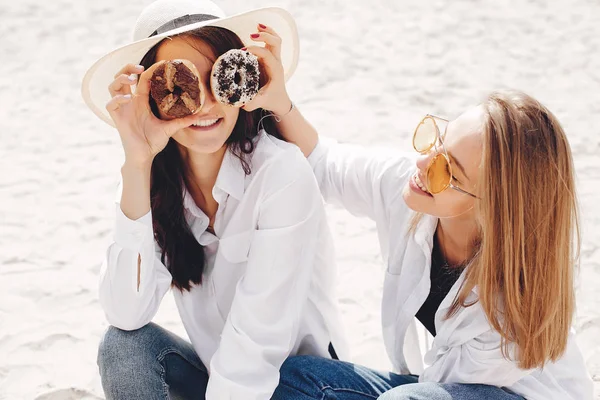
[211,49,260,107]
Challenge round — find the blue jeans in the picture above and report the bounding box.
[97,322,209,399]
[272,356,525,400]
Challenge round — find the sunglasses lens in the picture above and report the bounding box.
[427,154,452,194]
[413,117,437,152]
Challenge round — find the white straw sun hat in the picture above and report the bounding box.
[81,0,299,127]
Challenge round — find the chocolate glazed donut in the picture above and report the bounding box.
[150,60,205,119]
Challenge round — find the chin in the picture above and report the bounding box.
[402,183,431,213]
[174,128,230,154]
[188,141,227,154]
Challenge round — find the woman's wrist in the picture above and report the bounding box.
[269,95,293,117]
[121,160,152,197]
[274,101,295,121]
[122,158,153,173]
[120,160,153,221]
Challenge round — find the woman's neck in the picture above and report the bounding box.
[179,144,227,218]
[435,215,479,267]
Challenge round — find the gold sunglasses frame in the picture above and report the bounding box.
[412,114,478,198]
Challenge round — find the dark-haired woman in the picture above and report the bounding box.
[81,1,347,399]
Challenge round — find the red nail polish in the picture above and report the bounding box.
[241,47,247,51]
[250,33,260,39]
[259,24,266,29]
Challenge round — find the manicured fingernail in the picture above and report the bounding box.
[128,75,137,81]
[250,33,260,39]
[241,47,247,51]
[123,94,132,99]
[135,65,144,70]
[259,24,266,29]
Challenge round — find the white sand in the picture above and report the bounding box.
[1,0,599,398]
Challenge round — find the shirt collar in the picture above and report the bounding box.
[182,146,246,215]
[415,213,479,298]
[213,145,246,202]
[414,213,438,252]
[182,187,204,218]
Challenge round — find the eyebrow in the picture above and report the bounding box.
[448,152,469,181]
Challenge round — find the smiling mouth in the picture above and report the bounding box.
[414,173,429,193]
[192,118,220,127]
[410,172,434,197]
[188,118,223,130]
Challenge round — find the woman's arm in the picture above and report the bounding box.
[244,27,414,221]
[242,24,317,158]
[98,171,172,331]
[272,102,318,157]
[99,61,196,330]
[205,149,323,400]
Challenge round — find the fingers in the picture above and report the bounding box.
[114,63,144,79]
[105,94,133,119]
[257,24,280,38]
[108,64,144,97]
[158,111,200,137]
[241,81,273,112]
[242,40,286,113]
[109,74,138,97]
[135,60,166,97]
[250,29,282,60]
[244,46,279,77]
[240,93,263,112]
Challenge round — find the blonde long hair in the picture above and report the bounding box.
[439,90,579,369]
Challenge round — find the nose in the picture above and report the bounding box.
[198,78,218,113]
[202,85,219,111]
[416,147,436,172]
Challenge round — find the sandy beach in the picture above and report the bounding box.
[1,0,599,398]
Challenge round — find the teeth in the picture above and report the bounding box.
[414,173,428,192]
[193,118,219,127]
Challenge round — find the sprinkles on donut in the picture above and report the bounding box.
[211,49,260,107]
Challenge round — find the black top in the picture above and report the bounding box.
[415,236,464,336]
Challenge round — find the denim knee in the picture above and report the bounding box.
[271,356,323,400]
[279,355,323,384]
[97,323,163,378]
[97,323,174,399]
[378,383,428,400]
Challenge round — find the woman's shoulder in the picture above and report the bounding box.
[248,130,313,183]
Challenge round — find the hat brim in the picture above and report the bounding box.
[81,7,299,127]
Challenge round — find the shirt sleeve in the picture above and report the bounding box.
[205,149,324,400]
[98,183,172,331]
[307,137,415,221]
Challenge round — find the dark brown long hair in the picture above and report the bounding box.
[138,26,280,291]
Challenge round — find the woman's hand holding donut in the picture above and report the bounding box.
[242,24,293,116]
[106,62,198,167]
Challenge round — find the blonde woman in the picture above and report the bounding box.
[251,86,593,399]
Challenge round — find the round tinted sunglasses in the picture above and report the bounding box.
[412,114,478,198]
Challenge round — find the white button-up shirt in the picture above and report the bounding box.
[99,131,348,400]
[308,138,594,400]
